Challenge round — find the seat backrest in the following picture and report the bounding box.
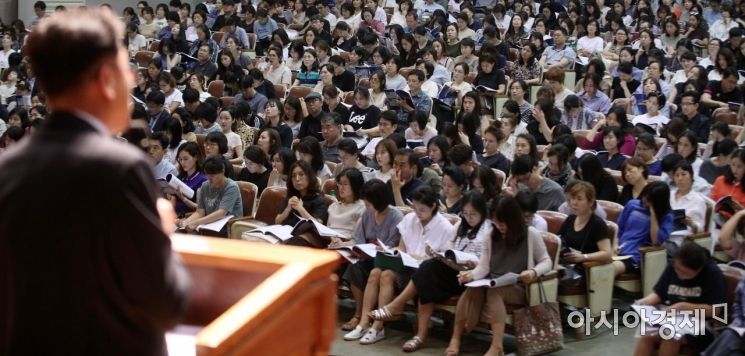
[703,197,714,232]
[220,96,235,107]
[536,210,568,234]
[714,110,738,125]
[274,84,286,99]
[208,80,225,97]
[288,86,311,100]
[149,40,160,52]
[254,186,287,224]
[465,72,477,84]
[343,91,355,105]
[597,200,624,223]
[235,181,257,217]
[606,221,618,252]
[135,51,155,67]
[195,134,207,158]
[609,169,624,186]
[322,179,338,196]
[573,130,589,147]
[540,231,562,270]
[492,168,505,190]
[211,31,225,44]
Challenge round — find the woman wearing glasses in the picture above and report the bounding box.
[367,191,489,352]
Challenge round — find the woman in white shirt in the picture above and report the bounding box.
[443,62,473,112]
[259,47,292,87]
[446,195,552,356]
[0,68,18,105]
[632,91,669,136]
[576,20,604,58]
[159,72,183,113]
[372,138,396,183]
[218,110,243,163]
[389,0,411,26]
[709,5,739,42]
[185,11,205,43]
[367,191,490,352]
[188,73,211,102]
[344,186,456,345]
[327,168,368,235]
[369,71,388,110]
[669,160,707,234]
[125,23,147,55]
[676,131,704,176]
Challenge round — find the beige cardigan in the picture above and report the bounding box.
[471,226,552,280]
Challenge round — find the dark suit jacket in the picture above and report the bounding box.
[0,112,189,355]
[149,109,171,133]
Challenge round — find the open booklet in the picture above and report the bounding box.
[382,89,415,109]
[328,239,390,263]
[248,218,346,244]
[432,250,479,272]
[715,195,744,215]
[465,272,520,288]
[630,304,704,339]
[195,215,235,233]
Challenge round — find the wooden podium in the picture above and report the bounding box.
[166,234,340,355]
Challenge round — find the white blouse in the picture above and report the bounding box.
[396,212,456,259]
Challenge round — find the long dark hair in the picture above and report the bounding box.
[638,181,672,224]
[455,190,488,239]
[725,149,745,193]
[470,166,501,203]
[577,153,613,193]
[176,141,204,177]
[295,136,325,172]
[490,196,527,248]
[287,160,320,198]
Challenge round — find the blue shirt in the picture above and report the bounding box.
[253,18,278,40]
[541,45,576,69]
[618,199,673,264]
[577,90,612,115]
[220,26,250,49]
[396,89,432,129]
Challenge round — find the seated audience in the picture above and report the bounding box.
[177,156,243,237]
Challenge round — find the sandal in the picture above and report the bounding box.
[341,316,360,331]
[402,336,424,352]
[368,305,402,321]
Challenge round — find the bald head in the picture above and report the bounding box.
[25,7,123,97]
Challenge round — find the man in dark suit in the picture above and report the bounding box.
[0,8,190,355]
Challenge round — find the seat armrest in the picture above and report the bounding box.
[227,216,261,229]
[638,245,665,254]
[525,270,558,285]
[685,232,711,241]
[582,259,613,269]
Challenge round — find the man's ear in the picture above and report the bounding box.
[97,64,118,102]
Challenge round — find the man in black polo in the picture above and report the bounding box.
[676,91,710,143]
[297,91,324,141]
[387,148,424,207]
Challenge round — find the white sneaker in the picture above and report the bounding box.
[343,325,367,341]
[359,328,385,345]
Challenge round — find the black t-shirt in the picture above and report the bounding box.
[653,261,727,306]
[478,152,511,176]
[610,77,640,100]
[596,151,627,171]
[322,103,350,122]
[594,175,619,203]
[333,70,357,92]
[705,80,744,106]
[347,105,381,130]
[473,69,506,91]
[557,214,609,254]
[298,113,323,141]
[238,167,270,196]
[386,177,424,206]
